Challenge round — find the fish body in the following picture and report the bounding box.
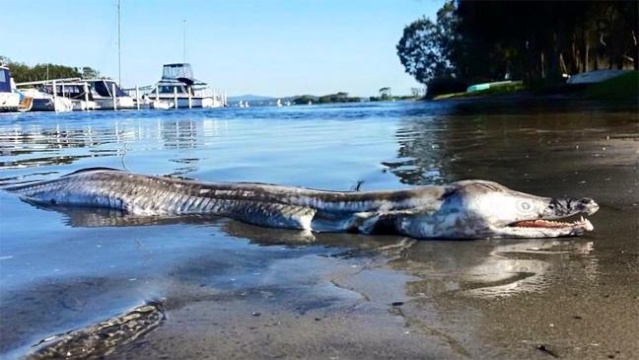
[3,168,599,239]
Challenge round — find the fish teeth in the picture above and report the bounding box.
[583,219,594,231]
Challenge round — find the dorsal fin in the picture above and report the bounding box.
[63,167,123,177]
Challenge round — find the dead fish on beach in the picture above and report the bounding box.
[3,168,599,240]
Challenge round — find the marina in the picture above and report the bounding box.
[4,62,227,113]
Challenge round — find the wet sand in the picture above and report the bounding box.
[112,120,636,358]
[102,113,637,359]
[3,103,637,359]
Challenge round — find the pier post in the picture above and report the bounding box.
[188,90,192,109]
[52,80,57,106]
[112,83,118,110]
[135,85,140,110]
[174,86,178,109]
[83,82,89,110]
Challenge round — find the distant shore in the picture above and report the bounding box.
[431,70,638,105]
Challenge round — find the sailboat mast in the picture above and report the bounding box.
[118,0,122,86]
[183,19,187,63]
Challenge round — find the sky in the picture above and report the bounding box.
[2,0,444,98]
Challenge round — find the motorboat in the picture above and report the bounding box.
[143,63,225,109]
[29,80,98,111]
[17,78,133,111]
[84,79,135,109]
[19,87,73,112]
[0,64,32,112]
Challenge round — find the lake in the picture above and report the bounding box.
[1,100,637,359]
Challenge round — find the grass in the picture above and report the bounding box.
[583,70,638,101]
[432,81,525,100]
[432,71,638,103]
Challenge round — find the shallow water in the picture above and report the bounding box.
[1,101,637,359]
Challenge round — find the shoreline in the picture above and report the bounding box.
[430,70,639,106]
[2,103,637,360]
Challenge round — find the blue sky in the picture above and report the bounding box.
[3,0,444,97]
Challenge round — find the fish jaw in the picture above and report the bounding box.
[490,216,595,239]
[495,197,600,238]
[392,196,599,240]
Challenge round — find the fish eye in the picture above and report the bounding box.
[517,200,533,212]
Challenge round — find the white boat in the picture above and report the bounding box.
[18,79,131,111]
[42,80,99,111]
[145,97,172,110]
[143,63,225,109]
[84,79,135,110]
[72,98,98,111]
[0,64,32,112]
[19,88,73,112]
[151,101,172,110]
[466,80,516,93]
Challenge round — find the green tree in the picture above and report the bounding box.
[292,95,317,105]
[454,0,637,83]
[0,56,102,83]
[396,1,458,84]
[410,87,423,98]
[318,92,361,103]
[81,66,101,79]
[379,87,392,100]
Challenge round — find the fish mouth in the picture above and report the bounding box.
[509,216,594,232]
[506,197,599,233]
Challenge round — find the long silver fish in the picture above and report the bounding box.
[3,168,599,239]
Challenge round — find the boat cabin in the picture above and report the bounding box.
[0,65,12,93]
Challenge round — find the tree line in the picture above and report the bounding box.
[397,1,638,87]
[1,56,101,83]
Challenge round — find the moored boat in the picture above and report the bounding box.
[0,64,28,112]
[18,87,74,112]
[84,79,135,110]
[142,63,225,109]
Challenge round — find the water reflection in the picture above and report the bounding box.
[390,118,450,185]
[28,203,600,301]
[392,111,638,187]
[398,238,598,299]
[0,117,228,173]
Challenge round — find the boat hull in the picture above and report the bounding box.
[0,92,21,112]
[150,96,222,109]
[93,97,136,110]
[31,97,74,112]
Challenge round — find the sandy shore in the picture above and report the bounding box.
[96,134,637,359]
[6,104,637,360]
[106,117,639,359]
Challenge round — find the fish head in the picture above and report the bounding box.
[396,180,599,239]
